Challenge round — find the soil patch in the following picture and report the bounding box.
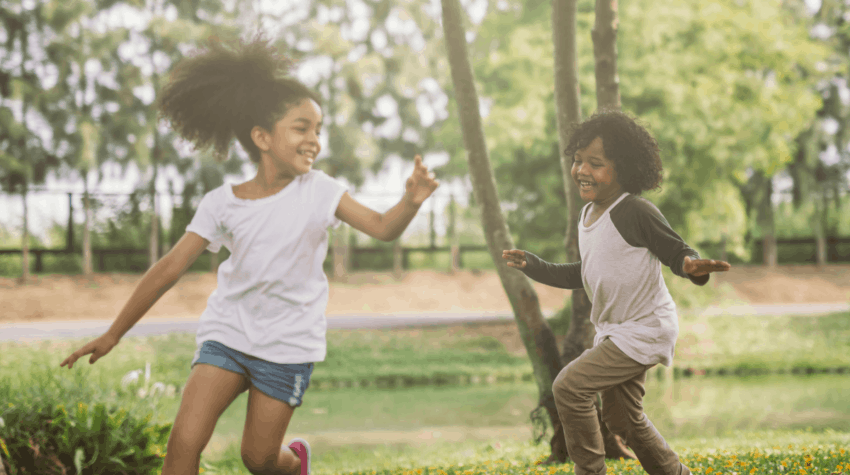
[1,265,849,324]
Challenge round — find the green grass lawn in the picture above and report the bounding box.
[197,429,850,475]
[676,312,850,372]
[3,312,850,474]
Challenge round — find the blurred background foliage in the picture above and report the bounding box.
[0,0,848,274]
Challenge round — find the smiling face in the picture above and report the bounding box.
[252,98,323,179]
[570,136,623,205]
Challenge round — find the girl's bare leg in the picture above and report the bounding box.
[162,364,249,475]
[240,386,300,475]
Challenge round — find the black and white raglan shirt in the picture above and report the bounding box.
[520,192,709,367]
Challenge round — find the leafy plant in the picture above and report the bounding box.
[0,366,170,475]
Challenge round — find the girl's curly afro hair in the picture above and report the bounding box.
[156,33,321,163]
[564,109,663,195]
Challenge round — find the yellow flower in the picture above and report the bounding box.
[0,437,10,459]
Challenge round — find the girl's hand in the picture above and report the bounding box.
[405,155,440,205]
[683,256,731,277]
[502,249,527,269]
[60,333,119,369]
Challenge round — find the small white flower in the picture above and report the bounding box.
[137,388,147,399]
[151,382,166,396]
[122,370,142,388]
[0,416,5,428]
[165,385,176,398]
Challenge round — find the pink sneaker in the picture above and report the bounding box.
[287,438,311,475]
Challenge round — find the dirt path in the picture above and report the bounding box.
[2,265,849,324]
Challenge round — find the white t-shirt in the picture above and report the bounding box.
[186,169,348,364]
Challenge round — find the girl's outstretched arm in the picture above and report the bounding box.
[335,154,439,242]
[60,232,210,369]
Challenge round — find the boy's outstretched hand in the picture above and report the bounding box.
[60,333,119,369]
[502,249,527,269]
[683,256,731,277]
[405,155,440,205]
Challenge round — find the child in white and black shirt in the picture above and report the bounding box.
[503,109,730,475]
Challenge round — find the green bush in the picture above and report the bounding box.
[41,253,83,274]
[0,368,170,475]
[0,254,23,277]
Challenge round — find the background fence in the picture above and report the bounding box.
[0,188,849,278]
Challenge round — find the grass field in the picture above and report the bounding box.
[2,312,850,474]
[197,429,850,475]
[6,311,847,390]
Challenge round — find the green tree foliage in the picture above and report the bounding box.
[256,0,455,188]
[0,1,61,194]
[434,0,829,260]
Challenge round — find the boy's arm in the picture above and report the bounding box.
[519,251,584,290]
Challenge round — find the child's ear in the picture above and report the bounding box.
[250,125,270,152]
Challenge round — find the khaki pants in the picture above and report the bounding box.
[552,338,690,475]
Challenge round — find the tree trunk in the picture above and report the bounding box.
[82,186,93,276]
[551,0,634,464]
[756,173,777,267]
[592,0,621,110]
[333,226,347,279]
[210,251,219,273]
[789,134,808,210]
[149,182,159,269]
[393,238,403,280]
[814,192,828,266]
[449,194,460,273]
[21,187,30,283]
[67,193,74,251]
[441,0,564,443]
[345,225,353,274]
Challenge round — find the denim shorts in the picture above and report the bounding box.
[192,340,314,407]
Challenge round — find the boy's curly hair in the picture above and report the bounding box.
[564,109,663,195]
[156,33,321,163]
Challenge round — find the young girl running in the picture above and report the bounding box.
[502,110,730,475]
[60,35,439,475]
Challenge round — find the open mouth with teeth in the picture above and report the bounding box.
[578,180,595,189]
[297,150,316,163]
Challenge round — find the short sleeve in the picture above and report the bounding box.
[311,170,349,229]
[185,189,226,253]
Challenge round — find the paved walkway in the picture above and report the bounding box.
[0,303,847,342]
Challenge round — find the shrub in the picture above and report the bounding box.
[0,367,170,475]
